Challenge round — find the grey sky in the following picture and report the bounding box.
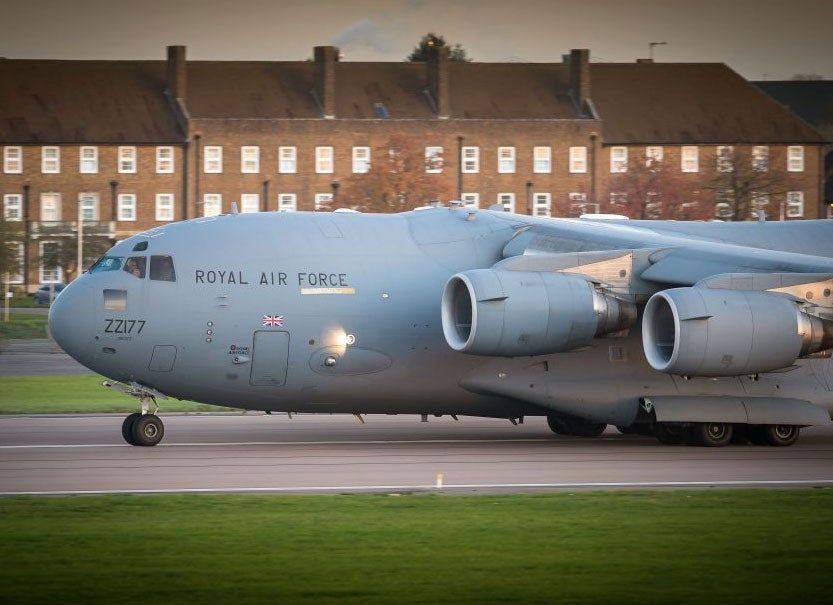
[2,0,831,80]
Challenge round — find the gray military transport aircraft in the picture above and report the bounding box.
[48,204,833,447]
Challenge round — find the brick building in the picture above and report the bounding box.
[0,45,826,290]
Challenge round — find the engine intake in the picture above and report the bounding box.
[441,269,636,357]
[642,287,833,377]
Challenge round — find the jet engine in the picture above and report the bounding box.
[441,269,636,356]
[642,287,833,377]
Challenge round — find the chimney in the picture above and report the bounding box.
[314,46,337,119]
[427,45,450,119]
[636,58,654,64]
[569,48,591,116]
[166,45,187,102]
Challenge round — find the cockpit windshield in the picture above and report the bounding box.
[89,256,123,273]
[149,256,176,282]
[124,257,147,279]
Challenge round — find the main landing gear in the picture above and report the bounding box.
[546,412,607,438]
[649,421,801,447]
[104,380,167,447]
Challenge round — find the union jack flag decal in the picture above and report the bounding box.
[262,315,285,327]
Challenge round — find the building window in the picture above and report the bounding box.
[278,193,297,212]
[315,193,333,211]
[3,194,22,221]
[316,147,334,174]
[118,194,136,221]
[752,146,769,172]
[42,147,60,173]
[241,146,260,174]
[787,146,804,172]
[118,146,137,173]
[715,190,734,219]
[645,193,662,218]
[156,147,174,173]
[279,146,297,173]
[716,146,734,172]
[156,193,175,221]
[681,146,699,173]
[751,192,769,218]
[461,193,479,208]
[462,146,479,173]
[4,146,22,173]
[204,146,222,173]
[497,193,515,213]
[533,146,551,173]
[497,147,515,173]
[609,192,628,208]
[533,193,551,217]
[569,192,589,215]
[786,191,804,217]
[646,146,663,168]
[240,194,260,213]
[39,241,62,283]
[569,147,587,173]
[203,194,222,217]
[610,147,628,173]
[425,146,443,173]
[79,192,99,221]
[40,193,61,221]
[7,242,24,283]
[352,146,371,173]
[80,146,98,173]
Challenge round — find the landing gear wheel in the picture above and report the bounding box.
[121,413,142,445]
[653,422,687,445]
[571,422,607,438]
[131,414,165,447]
[546,414,573,435]
[691,422,733,447]
[762,424,800,447]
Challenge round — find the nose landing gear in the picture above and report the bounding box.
[104,381,168,447]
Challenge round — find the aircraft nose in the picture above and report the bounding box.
[48,279,96,366]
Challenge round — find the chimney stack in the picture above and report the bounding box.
[569,48,591,116]
[427,45,450,119]
[314,46,338,119]
[166,45,187,102]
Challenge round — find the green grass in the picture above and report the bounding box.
[0,491,831,604]
[0,375,236,414]
[0,313,49,339]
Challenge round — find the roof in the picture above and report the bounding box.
[591,63,825,145]
[753,80,833,140]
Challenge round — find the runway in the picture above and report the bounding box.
[2,414,833,496]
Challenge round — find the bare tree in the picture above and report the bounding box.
[0,218,23,280]
[407,33,471,63]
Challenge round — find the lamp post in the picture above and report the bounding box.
[76,196,84,280]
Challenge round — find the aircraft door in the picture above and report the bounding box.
[250,331,290,386]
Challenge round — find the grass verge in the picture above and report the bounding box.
[0,491,831,604]
[0,313,49,339]
[0,375,236,414]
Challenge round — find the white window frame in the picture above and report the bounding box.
[352,146,371,174]
[569,147,587,173]
[155,193,175,222]
[3,194,23,221]
[787,146,804,172]
[118,146,137,174]
[315,147,334,174]
[497,193,515,213]
[204,146,223,174]
[42,147,60,174]
[569,192,589,215]
[314,193,333,211]
[156,147,174,174]
[4,146,22,173]
[461,193,480,208]
[240,194,260,213]
[79,146,98,174]
[609,192,628,208]
[533,193,551,217]
[610,147,628,173]
[716,146,734,173]
[40,192,61,222]
[117,194,136,221]
[241,146,260,174]
[645,146,663,168]
[752,146,769,172]
[786,191,804,217]
[278,193,297,212]
[279,146,297,174]
[681,146,699,173]
[751,191,770,218]
[425,146,443,173]
[497,146,516,174]
[462,146,480,173]
[39,241,62,284]
[7,242,24,283]
[533,146,551,174]
[78,192,99,221]
[203,194,222,217]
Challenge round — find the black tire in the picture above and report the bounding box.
[730,425,750,445]
[546,414,573,435]
[571,421,607,438]
[617,425,637,435]
[131,414,164,447]
[747,426,769,446]
[653,422,687,445]
[121,413,141,445]
[761,424,800,447]
[691,422,733,447]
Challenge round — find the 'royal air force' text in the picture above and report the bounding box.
[194,270,349,288]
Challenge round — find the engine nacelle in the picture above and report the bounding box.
[441,269,636,356]
[642,287,833,377]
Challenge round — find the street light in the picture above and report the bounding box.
[649,42,668,61]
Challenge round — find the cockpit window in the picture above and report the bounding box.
[133,241,149,252]
[149,255,176,282]
[90,256,123,273]
[123,257,147,279]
